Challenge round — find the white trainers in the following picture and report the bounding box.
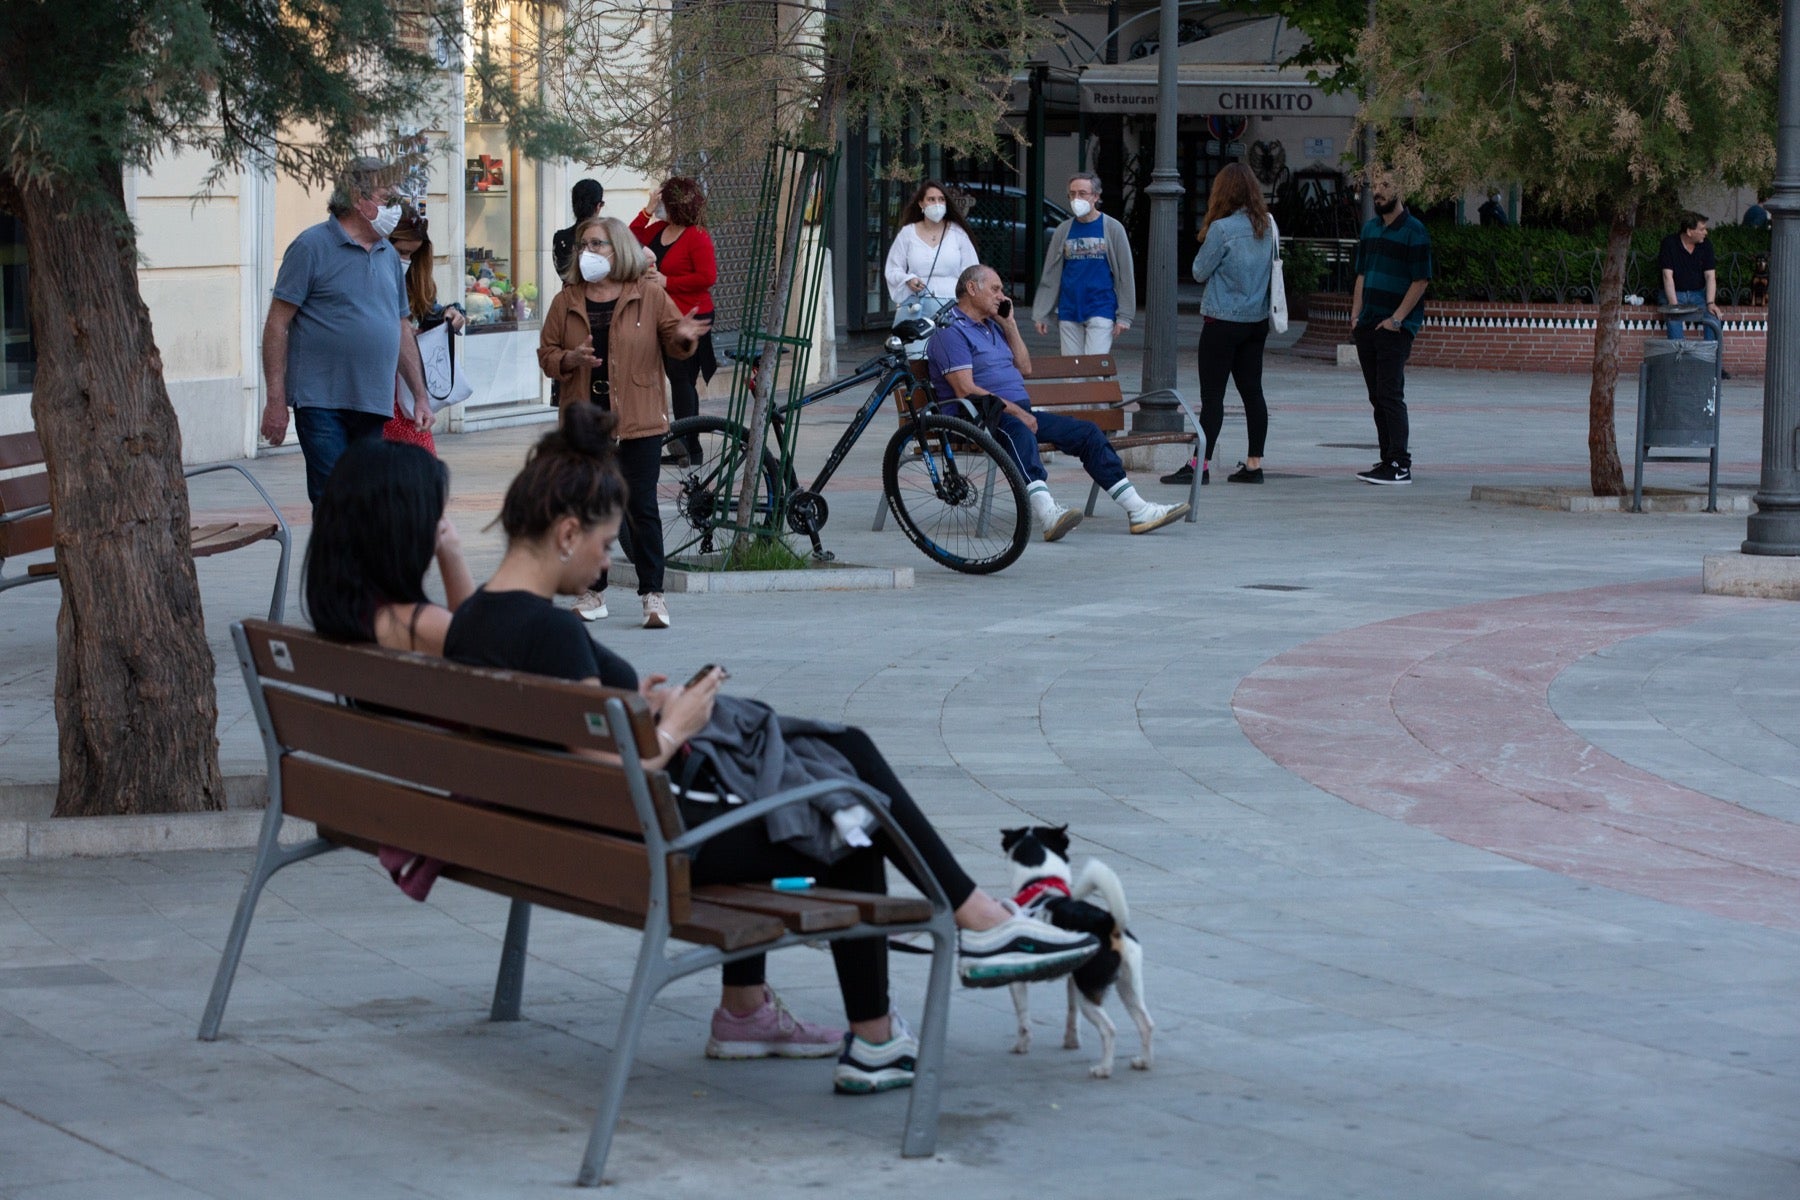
[574,590,608,621]
[1129,501,1189,534]
[1041,504,1083,542]
[833,1011,918,1094]
[641,593,671,629]
[958,901,1099,987]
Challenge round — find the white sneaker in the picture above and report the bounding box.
[641,593,671,629]
[574,590,608,621]
[958,901,1098,987]
[1041,504,1083,542]
[1128,501,1188,534]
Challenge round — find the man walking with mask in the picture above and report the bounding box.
[1349,171,1433,486]
[1033,172,1136,354]
[260,156,430,505]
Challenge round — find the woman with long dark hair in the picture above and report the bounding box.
[302,436,473,656]
[383,205,465,454]
[443,403,1098,1091]
[1163,162,1277,488]
[883,180,980,329]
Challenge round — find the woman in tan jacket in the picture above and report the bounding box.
[539,215,704,628]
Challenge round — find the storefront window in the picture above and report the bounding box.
[0,211,34,394]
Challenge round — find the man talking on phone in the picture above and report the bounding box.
[927,265,1187,541]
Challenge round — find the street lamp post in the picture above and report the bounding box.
[1135,0,1185,431]
[1743,0,1800,555]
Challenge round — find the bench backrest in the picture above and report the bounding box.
[0,431,51,559]
[1022,354,1125,434]
[233,619,693,924]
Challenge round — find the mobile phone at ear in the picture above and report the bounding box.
[997,298,1013,319]
[685,663,727,688]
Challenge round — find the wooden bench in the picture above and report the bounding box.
[198,620,956,1187]
[872,355,1202,530]
[0,431,292,620]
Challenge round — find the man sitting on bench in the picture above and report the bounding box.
[926,265,1188,541]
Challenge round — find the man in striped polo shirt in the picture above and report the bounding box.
[1350,173,1433,485]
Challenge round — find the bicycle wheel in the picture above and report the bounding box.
[882,413,1030,575]
[658,416,783,560]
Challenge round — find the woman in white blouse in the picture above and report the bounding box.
[883,181,980,331]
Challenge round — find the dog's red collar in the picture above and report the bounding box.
[1012,877,1071,909]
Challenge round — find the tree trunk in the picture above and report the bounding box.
[1585,203,1636,497]
[11,166,225,816]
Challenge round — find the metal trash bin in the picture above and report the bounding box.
[1633,314,1722,512]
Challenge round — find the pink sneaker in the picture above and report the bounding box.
[705,988,844,1059]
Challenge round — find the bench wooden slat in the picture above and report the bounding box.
[283,757,690,925]
[263,690,675,840]
[242,620,658,760]
[0,431,42,471]
[696,884,862,933]
[1026,355,1117,381]
[1027,381,1124,409]
[1108,432,1198,450]
[191,522,280,557]
[738,884,933,925]
[0,473,50,515]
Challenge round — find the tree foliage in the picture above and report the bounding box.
[545,0,1057,179]
[1358,0,1778,495]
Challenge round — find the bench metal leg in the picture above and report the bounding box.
[267,526,292,623]
[871,493,890,531]
[975,456,998,538]
[1084,480,1101,517]
[198,823,337,1041]
[577,926,672,1186]
[900,913,957,1158]
[1187,457,1201,520]
[490,899,532,1022]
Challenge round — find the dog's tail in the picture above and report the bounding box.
[1072,859,1129,931]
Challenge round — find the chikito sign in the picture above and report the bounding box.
[1079,79,1359,118]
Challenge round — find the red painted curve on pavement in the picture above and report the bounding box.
[1233,578,1800,930]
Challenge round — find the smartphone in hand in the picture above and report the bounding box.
[997,298,1013,319]
[685,663,729,688]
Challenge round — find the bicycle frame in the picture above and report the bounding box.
[764,351,919,498]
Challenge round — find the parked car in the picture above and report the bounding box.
[951,182,1070,290]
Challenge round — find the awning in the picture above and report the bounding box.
[1077,18,1358,118]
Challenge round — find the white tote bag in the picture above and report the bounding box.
[1268,216,1290,335]
[418,320,474,413]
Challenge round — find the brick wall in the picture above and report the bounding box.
[1292,296,1768,378]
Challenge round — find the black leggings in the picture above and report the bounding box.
[689,727,977,1023]
[1197,317,1270,461]
[594,432,665,596]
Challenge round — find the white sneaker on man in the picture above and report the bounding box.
[1128,500,1189,534]
[1027,484,1082,542]
[574,590,608,621]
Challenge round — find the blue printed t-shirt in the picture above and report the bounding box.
[1353,209,1433,335]
[271,217,408,415]
[926,306,1030,405]
[1057,216,1116,323]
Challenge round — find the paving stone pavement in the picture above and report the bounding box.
[2,317,1797,1198]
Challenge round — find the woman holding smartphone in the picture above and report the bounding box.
[443,404,1098,1093]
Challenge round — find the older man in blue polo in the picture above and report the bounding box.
[259,156,431,506]
[927,265,1187,541]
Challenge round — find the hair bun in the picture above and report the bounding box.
[558,401,619,457]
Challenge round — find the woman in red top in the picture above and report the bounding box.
[631,176,718,464]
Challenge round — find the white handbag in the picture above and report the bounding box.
[418,320,474,413]
[1268,216,1290,335]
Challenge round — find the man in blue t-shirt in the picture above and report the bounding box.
[1031,173,1137,355]
[930,265,1186,541]
[260,156,430,506]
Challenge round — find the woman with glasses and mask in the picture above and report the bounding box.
[538,216,707,629]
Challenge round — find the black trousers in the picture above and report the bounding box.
[1197,317,1270,461]
[664,327,715,458]
[595,432,665,596]
[1352,325,1414,467]
[690,727,978,1023]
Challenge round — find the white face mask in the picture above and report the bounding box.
[369,203,403,237]
[922,203,947,223]
[1069,198,1094,220]
[579,251,612,283]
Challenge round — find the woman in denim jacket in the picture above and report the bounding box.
[1165,164,1277,487]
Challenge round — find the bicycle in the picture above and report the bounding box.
[657,312,1033,575]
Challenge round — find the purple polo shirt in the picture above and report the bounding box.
[927,305,1031,405]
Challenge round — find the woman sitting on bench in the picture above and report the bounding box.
[440,403,1099,1096]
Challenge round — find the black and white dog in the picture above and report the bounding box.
[1000,825,1153,1078]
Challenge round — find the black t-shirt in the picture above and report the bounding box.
[553,224,578,278]
[445,588,638,690]
[1658,233,1716,293]
[585,298,616,406]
